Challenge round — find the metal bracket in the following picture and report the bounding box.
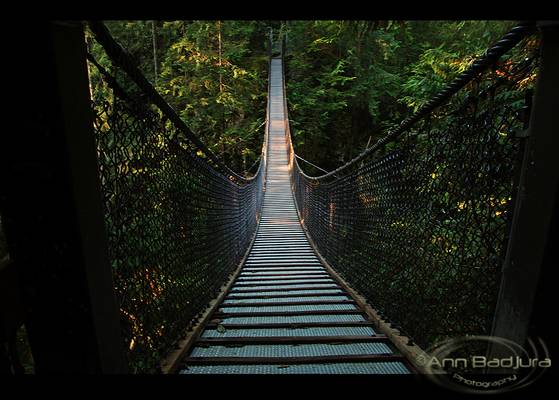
[515,128,530,138]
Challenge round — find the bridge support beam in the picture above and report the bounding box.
[490,22,559,355]
[1,21,127,372]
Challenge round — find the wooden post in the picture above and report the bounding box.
[0,21,127,373]
[490,22,559,353]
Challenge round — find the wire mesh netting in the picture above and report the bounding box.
[288,32,540,349]
[86,29,266,373]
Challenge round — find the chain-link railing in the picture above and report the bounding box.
[285,22,540,349]
[86,22,268,373]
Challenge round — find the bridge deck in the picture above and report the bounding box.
[179,58,411,374]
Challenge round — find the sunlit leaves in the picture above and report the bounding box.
[89,20,269,174]
[284,20,519,171]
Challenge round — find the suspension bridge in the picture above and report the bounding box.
[0,21,557,375]
[176,57,413,374]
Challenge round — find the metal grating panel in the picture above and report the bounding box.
[219,304,357,313]
[180,362,410,374]
[190,342,393,358]
[231,283,339,291]
[239,273,327,278]
[228,289,344,297]
[223,295,350,304]
[234,278,334,286]
[242,268,325,272]
[201,326,376,338]
[220,314,366,325]
[237,274,329,280]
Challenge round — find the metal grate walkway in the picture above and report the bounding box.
[179,57,412,374]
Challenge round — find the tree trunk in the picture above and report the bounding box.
[182,21,188,89]
[217,21,226,141]
[151,20,159,85]
[218,20,222,90]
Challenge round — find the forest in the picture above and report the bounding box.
[87,20,519,175]
[2,20,547,376]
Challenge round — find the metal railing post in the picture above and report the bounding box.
[0,21,127,373]
[490,21,559,352]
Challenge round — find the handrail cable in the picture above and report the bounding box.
[294,154,333,176]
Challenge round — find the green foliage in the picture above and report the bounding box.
[156,21,268,171]
[283,20,516,172]
[87,20,520,176]
[88,20,270,174]
[399,21,513,111]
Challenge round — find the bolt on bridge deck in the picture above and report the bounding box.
[179,58,412,374]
